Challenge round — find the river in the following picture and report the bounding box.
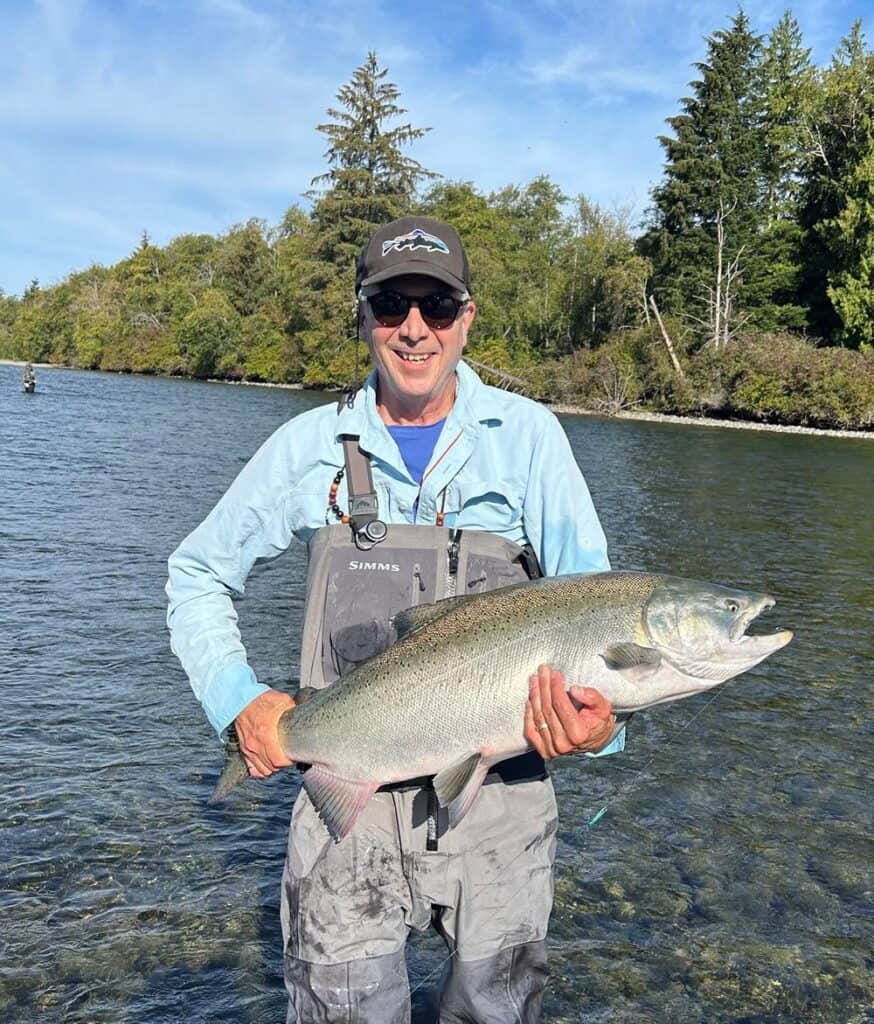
[1,364,871,1023]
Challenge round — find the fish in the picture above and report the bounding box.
[211,571,792,841]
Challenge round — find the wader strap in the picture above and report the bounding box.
[516,543,543,580]
[341,435,387,547]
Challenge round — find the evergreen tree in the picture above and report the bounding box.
[300,51,435,384]
[751,10,815,329]
[308,50,434,265]
[799,22,874,346]
[641,12,770,341]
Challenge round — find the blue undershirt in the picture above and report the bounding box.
[386,418,446,484]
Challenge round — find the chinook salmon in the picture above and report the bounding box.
[211,571,792,841]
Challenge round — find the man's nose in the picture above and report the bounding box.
[399,301,429,342]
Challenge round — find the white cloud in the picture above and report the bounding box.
[0,0,864,294]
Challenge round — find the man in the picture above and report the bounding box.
[167,216,623,1023]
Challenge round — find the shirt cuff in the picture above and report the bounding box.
[584,725,626,758]
[201,662,270,739]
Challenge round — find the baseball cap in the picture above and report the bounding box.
[356,216,471,295]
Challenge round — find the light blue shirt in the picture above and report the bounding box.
[166,360,624,755]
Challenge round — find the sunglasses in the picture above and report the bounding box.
[365,290,468,330]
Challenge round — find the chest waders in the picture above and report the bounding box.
[281,432,557,1024]
[298,434,547,845]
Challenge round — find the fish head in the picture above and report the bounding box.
[643,577,793,684]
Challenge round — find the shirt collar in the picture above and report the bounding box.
[333,359,504,454]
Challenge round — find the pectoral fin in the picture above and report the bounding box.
[302,767,379,843]
[601,643,662,681]
[433,754,489,829]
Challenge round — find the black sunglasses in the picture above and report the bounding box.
[365,290,467,330]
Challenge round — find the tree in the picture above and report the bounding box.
[308,50,435,265]
[799,23,874,346]
[214,219,275,317]
[177,288,240,377]
[300,51,436,385]
[750,10,815,330]
[641,12,774,340]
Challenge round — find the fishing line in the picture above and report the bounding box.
[407,685,730,1000]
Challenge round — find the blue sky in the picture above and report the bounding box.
[0,0,867,296]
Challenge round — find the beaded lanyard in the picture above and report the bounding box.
[326,429,463,527]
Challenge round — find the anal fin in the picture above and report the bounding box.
[302,767,378,843]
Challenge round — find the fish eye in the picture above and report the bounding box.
[724,600,740,613]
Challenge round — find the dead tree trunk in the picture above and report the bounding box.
[649,296,686,381]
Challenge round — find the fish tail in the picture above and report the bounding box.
[209,726,250,805]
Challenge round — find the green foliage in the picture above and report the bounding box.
[705,334,874,427]
[0,289,21,358]
[177,289,240,378]
[798,23,874,346]
[10,283,75,362]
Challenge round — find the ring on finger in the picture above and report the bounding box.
[537,720,550,731]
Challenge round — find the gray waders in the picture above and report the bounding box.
[281,436,556,1024]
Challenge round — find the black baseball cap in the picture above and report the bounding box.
[356,216,471,295]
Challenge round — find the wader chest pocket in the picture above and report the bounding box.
[465,552,530,594]
[322,547,440,679]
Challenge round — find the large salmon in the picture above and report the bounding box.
[212,571,792,841]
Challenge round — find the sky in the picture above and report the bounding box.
[0,0,868,296]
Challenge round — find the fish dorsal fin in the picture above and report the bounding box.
[433,753,489,829]
[392,595,476,642]
[302,767,379,843]
[601,643,662,680]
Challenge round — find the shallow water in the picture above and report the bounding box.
[1,364,871,1023]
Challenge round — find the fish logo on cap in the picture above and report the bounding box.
[382,228,450,257]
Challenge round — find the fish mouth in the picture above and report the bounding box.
[729,595,792,656]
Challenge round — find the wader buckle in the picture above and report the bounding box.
[342,435,388,550]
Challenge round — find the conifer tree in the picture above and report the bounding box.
[750,10,814,329]
[299,52,435,384]
[799,23,874,346]
[308,51,434,266]
[641,12,769,342]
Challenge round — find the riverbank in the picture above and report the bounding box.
[4,359,872,439]
[550,402,874,440]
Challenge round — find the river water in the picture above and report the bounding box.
[1,364,871,1024]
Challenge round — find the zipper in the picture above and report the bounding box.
[412,563,426,604]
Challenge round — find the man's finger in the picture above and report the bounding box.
[535,665,570,756]
[568,685,611,714]
[243,751,272,778]
[544,670,576,754]
[524,698,547,757]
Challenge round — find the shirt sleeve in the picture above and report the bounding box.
[522,409,610,577]
[165,422,298,738]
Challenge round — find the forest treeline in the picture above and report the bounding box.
[2,11,873,430]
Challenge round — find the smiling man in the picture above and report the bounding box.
[167,216,622,1024]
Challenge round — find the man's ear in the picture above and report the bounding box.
[461,300,476,348]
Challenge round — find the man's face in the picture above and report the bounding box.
[360,274,476,420]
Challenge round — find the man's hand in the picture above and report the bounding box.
[524,664,616,759]
[234,688,296,778]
